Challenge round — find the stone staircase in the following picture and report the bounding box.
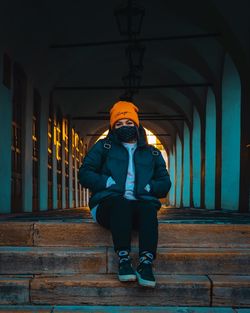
[0,207,250,312]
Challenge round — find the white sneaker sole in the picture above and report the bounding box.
[118,274,137,282]
[135,271,156,288]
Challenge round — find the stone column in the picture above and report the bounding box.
[22,79,33,212]
[68,117,73,208]
[74,148,78,208]
[51,104,57,209]
[39,91,49,211]
[79,185,82,207]
[61,133,66,209]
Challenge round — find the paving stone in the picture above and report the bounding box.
[30,274,210,306]
[0,306,236,313]
[0,277,30,304]
[0,305,52,312]
[108,247,250,275]
[0,247,106,274]
[0,223,33,246]
[53,306,235,312]
[210,275,250,307]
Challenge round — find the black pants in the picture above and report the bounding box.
[96,195,158,260]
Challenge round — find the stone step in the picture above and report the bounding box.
[1,221,250,248]
[0,247,106,275]
[1,274,250,307]
[0,305,240,312]
[0,246,250,275]
[0,276,30,305]
[210,275,250,307]
[31,273,210,306]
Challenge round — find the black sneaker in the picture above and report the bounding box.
[136,252,156,288]
[117,250,137,282]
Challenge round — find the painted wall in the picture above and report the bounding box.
[175,135,182,207]
[0,54,12,213]
[169,149,176,206]
[205,88,216,210]
[192,107,201,207]
[183,123,190,207]
[221,55,241,210]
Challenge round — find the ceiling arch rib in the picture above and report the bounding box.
[52,41,214,129]
[137,92,191,134]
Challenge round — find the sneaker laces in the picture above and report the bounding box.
[139,251,154,265]
[117,250,131,264]
[137,252,155,280]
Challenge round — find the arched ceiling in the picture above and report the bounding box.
[0,0,249,148]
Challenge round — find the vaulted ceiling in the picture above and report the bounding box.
[0,0,249,149]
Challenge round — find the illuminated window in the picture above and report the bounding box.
[54,120,61,161]
[71,129,83,207]
[54,115,62,208]
[63,118,69,208]
[47,103,53,209]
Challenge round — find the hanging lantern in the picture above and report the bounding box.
[126,42,145,71]
[114,0,145,37]
[122,70,141,94]
[119,90,134,102]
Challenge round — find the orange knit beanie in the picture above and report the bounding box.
[110,101,139,129]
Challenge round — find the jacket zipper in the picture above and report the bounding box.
[120,143,130,191]
[133,148,138,197]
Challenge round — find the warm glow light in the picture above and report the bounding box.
[97,130,109,141]
[62,118,68,141]
[72,129,75,148]
[54,122,57,146]
[53,121,62,161]
[75,133,79,149]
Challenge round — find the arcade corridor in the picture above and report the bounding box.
[0,0,249,215]
[1,1,250,310]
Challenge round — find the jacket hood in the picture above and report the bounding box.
[106,123,148,147]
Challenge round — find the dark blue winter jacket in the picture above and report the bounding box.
[79,124,171,211]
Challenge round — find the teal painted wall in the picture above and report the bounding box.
[205,88,216,210]
[0,84,12,213]
[175,135,182,207]
[221,55,241,210]
[169,149,176,206]
[183,123,190,207]
[192,107,201,207]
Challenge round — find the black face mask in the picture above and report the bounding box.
[114,125,138,142]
